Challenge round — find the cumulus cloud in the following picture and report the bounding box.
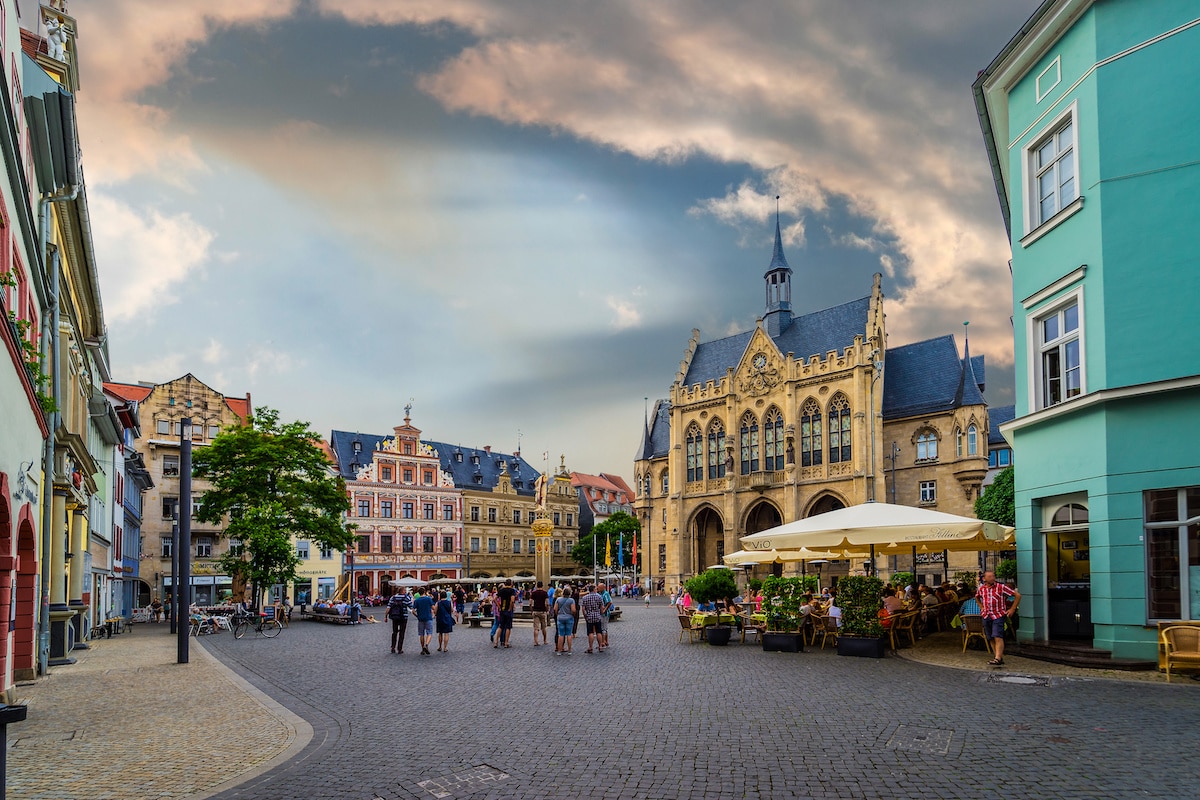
[318,0,1017,362]
[606,297,642,331]
[73,0,300,185]
[90,193,215,323]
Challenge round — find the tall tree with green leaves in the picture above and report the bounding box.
[571,511,641,568]
[975,466,1015,528]
[193,407,354,603]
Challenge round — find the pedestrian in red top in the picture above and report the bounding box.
[977,570,1020,666]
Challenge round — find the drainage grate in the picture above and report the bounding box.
[886,725,953,755]
[417,765,511,799]
[988,673,1051,686]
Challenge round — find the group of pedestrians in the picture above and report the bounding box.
[384,579,615,656]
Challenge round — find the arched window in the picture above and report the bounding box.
[967,424,978,456]
[800,398,823,467]
[917,430,938,461]
[707,421,726,479]
[661,470,669,495]
[828,393,851,464]
[642,473,650,497]
[739,413,760,474]
[763,408,785,471]
[955,427,963,457]
[685,424,703,482]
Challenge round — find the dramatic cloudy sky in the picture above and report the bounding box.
[70,0,1038,477]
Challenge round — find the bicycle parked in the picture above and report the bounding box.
[232,610,282,639]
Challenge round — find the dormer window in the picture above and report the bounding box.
[455,452,463,463]
[352,441,362,454]
[473,474,483,484]
[471,454,480,465]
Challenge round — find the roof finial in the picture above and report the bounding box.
[963,320,970,347]
[776,195,780,227]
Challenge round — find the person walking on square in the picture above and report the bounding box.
[151,597,163,623]
[386,588,412,654]
[599,583,614,650]
[580,584,605,654]
[977,570,1020,666]
[412,588,436,656]
[453,584,466,624]
[531,581,549,646]
[495,578,517,648]
[435,591,455,653]
[554,586,577,655]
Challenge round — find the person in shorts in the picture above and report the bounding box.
[495,578,517,648]
[530,581,549,646]
[580,584,604,654]
[412,588,436,656]
[386,588,412,654]
[976,570,1020,666]
[599,583,614,650]
[554,586,576,655]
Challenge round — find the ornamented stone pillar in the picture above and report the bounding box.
[49,493,67,607]
[531,514,553,588]
[68,508,86,604]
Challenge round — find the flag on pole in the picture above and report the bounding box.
[632,533,638,567]
[618,534,624,567]
[605,535,612,568]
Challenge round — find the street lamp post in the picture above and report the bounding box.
[168,518,178,634]
[177,418,192,664]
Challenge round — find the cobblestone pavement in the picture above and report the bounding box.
[8,623,309,800]
[200,602,1200,800]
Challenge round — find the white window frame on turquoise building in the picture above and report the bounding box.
[1028,287,1086,411]
[1021,101,1081,243]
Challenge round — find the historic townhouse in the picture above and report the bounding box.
[105,376,251,606]
[436,448,578,580]
[635,222,991,589]
[331,412,464,591]
[0,0,52,694]
[974,0,1200,660]
[571,472,635,538]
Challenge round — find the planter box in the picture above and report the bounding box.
[706,625,733,647]
[762,632,804,653]
[837,635,886,658]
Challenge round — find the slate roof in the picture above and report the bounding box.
[329,430,389,479]
[683,296,872,387]
[987,405,1015,445]
[425,441,541,495]
[882,335,986,419]
[765,219,792,276]
[638,398,672,460]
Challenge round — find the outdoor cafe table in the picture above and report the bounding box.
[691,612,736,628]
[749,613,768,626]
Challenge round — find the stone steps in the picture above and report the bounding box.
[1013,640,1157,671]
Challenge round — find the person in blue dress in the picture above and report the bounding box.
[435,591,455,653]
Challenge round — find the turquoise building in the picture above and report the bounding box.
[974,0,1200,660]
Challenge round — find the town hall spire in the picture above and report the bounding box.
[763,196,794,337]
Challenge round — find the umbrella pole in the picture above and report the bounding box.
[870,545,876,577]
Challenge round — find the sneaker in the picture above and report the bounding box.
[555,651,561,656]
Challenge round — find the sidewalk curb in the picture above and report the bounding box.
[189,640,315,799]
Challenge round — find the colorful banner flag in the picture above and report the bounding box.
[605,535,612,568]
[618,534,624,567]
[632,534,638,567]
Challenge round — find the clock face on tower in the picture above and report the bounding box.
[752,353,767,370]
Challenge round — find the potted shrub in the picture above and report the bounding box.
[685,568,739,646]
[996,558,1018,585]
[760,576,805,652]
[835,575,886,658]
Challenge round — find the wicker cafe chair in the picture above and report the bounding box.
[818,615,839,649]
[889,611,919,651]
[960,614,992,655]
[1161,626,1200,682]
[678,612,704,643]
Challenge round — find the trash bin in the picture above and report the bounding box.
[349,605,361,624]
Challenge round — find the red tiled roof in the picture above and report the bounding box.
[570,471,633,508]
[103,382,153,403]
[21,29,47,59]
[317,439,338,467]
[225,396,251,419]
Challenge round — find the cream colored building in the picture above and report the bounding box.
[105,375,251,605]
[635,223,991,589]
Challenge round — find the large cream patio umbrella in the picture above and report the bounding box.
[723,547,850,566]
[739,501,1013,555]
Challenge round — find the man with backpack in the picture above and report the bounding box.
[387,588,413,654]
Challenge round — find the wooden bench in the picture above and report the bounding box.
[304,611,355,625]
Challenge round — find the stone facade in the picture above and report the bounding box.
[635,223,991,589]
[106,375,251,606]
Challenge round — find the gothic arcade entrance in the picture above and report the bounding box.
[692,507,724,576]
[745,501,783,576]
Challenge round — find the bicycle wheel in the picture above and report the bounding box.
[261,620,283,638]
[233,621,249,639]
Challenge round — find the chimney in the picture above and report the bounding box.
[484,445,491,454]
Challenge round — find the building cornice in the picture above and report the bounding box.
[1000,374,1200,442]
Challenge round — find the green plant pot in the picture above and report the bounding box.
[705,625,733,646]
[762,632,804,652]
[837,635,886,658]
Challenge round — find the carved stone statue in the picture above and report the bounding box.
[45,15,69,61]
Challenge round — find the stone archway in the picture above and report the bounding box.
[690,506,724,576]
[744,500,784,577]
[806,493,847,518]
[14,507,38,680]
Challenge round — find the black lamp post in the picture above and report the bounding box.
[169,518,178,634]
[177,418,192,664]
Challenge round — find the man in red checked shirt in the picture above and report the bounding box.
[977,570,1020,666]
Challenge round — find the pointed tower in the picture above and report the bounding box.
[763,199,794,338]
[954,324,987,407]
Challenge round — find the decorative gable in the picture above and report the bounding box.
[735,326,785,398]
